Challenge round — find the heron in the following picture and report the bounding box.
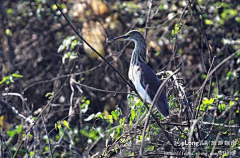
[109,30,169,117]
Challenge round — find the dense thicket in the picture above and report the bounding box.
[0,0,239,157]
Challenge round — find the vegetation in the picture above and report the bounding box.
[0,0,239,157]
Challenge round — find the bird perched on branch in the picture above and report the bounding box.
[109,30,169,116]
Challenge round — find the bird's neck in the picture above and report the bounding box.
[130,40,147,66]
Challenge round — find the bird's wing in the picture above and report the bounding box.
[138,63,169,116]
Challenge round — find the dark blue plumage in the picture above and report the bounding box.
[138,63,169,116]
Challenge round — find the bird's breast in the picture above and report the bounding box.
[128,64,138,83]
[128,65,152,104]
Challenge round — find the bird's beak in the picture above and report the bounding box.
[108,35,128,43]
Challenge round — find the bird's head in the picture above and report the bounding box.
[108,30,144,43]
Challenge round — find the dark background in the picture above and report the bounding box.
[0,0,239,157]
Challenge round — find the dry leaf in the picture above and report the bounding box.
[82,21,105,58]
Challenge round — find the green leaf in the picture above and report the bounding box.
[30,151,34,157]
[135,98,143,107]
[229,9,238,17]
[229,101,235,107]
[45,92,54,99]
[0,73,23,85]
[234,91,239,96]
[119,118,125,126]
[146,145,154,151]
[111,111,118,120]
[158,4,164,10]
[205,19,213,25]
[95,112,104,119]
[199,104,205,111]
[52,4,57,10]
[199,97,215,111]
[130,109,136,121]
[44,146,50,152]
[60,4,67,9]
[116,126,121,135]
[0,77,7,84]
[216,94,224,100]
[81,99,90,113]
[62,120,70,129]
[201,74,207,79]
[236,17,240,23]
[229,120,234,124]
[222,153,229,157]
[171,29,175,36]
[174,24,180,34]
[80,129,89,137]
[58,36,77,53]
[27,132,33,138]
[16,124,23,134]
[6,76,13,84]
[55,121,62,130]
[218,103,226,112]
[81,103,89,113]
[12,73,23,78]
[226,71,232,80]
[197,0,202,4]
[215,2,229,8]
[221,9,238,20]
[125,2,138,10]
[7,9,13,14]
[222,131,228,135]
[184,128,189,133]
[5,28,13,36]
[181,133,185,138]
[7,130,16,138]
[155,51,160,56]
[85,100,90,105]
[89,130,98,140]
[57,123,61,130]
[59,128,64,135]
[109,115,113,124]
[202,97,215,105]
[172,23,181,36]
[71,40,81,50]
[55,122,58,129]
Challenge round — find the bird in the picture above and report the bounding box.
[109,30,169,117]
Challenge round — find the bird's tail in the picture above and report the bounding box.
[155,97,169,117]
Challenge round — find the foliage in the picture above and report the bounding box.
[0,72,23,85]
[57,35,81,64]
[0,0,239,157]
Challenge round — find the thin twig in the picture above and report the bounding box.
[144,0,153,39]
[139,69,180,156]
[71,79,135,95]
[0,99,33,124]
[22,60,103,93]
[209,114,232,158]
[53,0,135,91]
[41,114,54,158]
[195,49,240,119]
[68,75,75,123]
[54,0,185,152]
[168,1,189,69]
[2,92,29,111]
[12,140,23,158]
[188,119,199,158]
